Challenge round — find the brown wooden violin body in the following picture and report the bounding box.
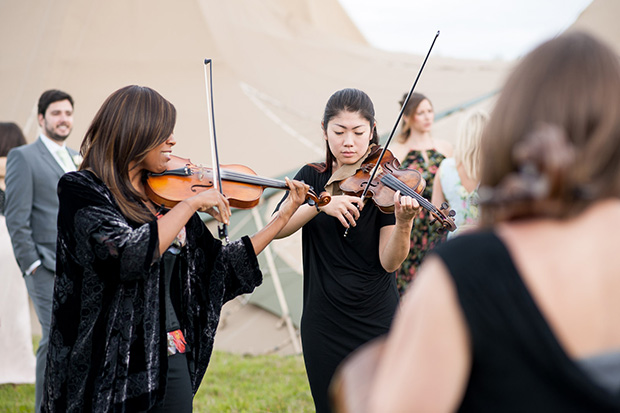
[339,147,425,213]
[145,155,331,210]
[339,148,457,233]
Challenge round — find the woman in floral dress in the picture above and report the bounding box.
[392,93,452,296]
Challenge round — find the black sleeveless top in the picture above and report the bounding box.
[162,251,181,332]
[433,231,620,412]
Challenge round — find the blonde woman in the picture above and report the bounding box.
[431,109,489,238]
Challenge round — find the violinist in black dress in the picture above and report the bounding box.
[275,88,420,413]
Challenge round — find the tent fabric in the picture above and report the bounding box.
[0,0,511,177]
[568,0,620,55]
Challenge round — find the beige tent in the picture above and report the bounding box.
[2,0,610,354]
[0,0,511,167]
[568,0,620,54]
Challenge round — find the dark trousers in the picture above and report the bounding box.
[148,353,193,412]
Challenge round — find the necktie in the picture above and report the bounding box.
[56,148,75,172]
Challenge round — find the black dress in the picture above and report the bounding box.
[433,231,620,412]
[277,165,399,413]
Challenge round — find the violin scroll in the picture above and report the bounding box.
[307,191,331,209]
[429,202,457,233]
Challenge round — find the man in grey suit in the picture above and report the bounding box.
[5,89,79,412]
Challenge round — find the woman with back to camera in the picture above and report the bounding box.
[391,92,453,296]
[431,108,489,239]
[366,31,620,412]
[41,85,309,412]
[274,88,420,412]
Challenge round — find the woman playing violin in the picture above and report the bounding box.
[274,88,420,413]
[42,85,309,412]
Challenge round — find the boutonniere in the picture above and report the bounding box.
[72,154,83,167]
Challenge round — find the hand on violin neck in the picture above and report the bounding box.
[319,195,364,229]
[250,178,310,255]
[277,178,310,220]
[393,190,420,225]
[184,189,231,225]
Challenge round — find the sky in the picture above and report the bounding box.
[337,0,593,61]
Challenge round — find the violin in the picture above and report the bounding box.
[339,148,457,233]
[145,155,331,210]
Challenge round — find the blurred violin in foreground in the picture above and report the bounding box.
[339,148,456,233]
[146,155,331,210]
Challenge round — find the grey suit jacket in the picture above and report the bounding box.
[5,137,79,273]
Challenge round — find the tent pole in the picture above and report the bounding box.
[251,208,302,354]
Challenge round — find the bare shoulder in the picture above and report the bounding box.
[368,255,471,412]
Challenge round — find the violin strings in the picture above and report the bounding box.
[380,174,437,212]
[221,170,288,188]
[190,167,288,189]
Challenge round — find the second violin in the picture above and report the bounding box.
[339,147,456,232]
[146,155,331,210]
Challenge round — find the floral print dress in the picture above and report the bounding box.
[396,149,448,296]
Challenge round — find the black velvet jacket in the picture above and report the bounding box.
[43,171,262,412]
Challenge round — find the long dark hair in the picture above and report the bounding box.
[311,88,379,174]
[479,31,620,225]
[80,85,176,223]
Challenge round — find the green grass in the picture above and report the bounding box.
[197,352,314,412]
[0,384,36,412]
[0,347,313,413]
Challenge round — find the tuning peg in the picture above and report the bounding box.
[440,202,449,211]
[429,218,437,226]
[448,209,456,217]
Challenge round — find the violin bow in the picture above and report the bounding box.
[203,59,230,242]
[344,30,440,237]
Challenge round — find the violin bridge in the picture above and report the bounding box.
[370,163,384,178]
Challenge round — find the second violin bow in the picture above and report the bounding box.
[344,30,440,237]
